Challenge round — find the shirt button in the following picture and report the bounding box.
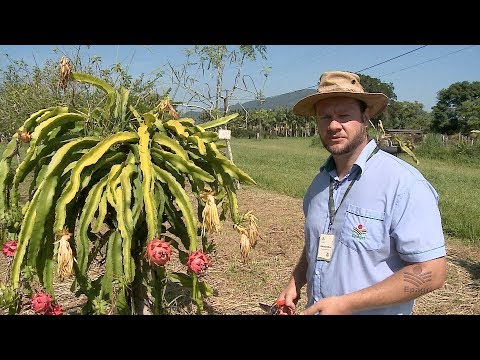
[315,270,320,275]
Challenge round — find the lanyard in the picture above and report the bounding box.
[327,146,379,232]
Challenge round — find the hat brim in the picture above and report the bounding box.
[292,92,389,118]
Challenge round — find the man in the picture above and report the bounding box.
[277,71,446,315]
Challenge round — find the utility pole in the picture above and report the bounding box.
[222,90,239,189]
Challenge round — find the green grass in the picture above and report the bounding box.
[399,154,480,244]
[231,137,329,198]
[2,137,479,244]
[231,137,480,244]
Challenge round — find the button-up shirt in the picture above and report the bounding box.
[303,139,446,315]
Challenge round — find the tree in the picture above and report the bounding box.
[0,57,65,138]
[358,74,397,125]
[358,74,397,101]
[167,45,269,182]
[431,81,480,134]
[168,45,269,120]
[0,46,163,139]
[386,101,432,131]
[458,98,480,131]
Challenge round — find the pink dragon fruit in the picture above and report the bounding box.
[2,240,17,257]
[46,304,63,315]
[145,238,172,266]
[187,251,211,275]
[31,291,53,314]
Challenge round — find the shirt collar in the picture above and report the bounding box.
[320,139,378,175]
[321,154,336,173]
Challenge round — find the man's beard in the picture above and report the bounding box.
[320,125,368,155]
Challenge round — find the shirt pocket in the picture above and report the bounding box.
[339,204,386,252]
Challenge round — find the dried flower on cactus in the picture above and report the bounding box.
[158,97,179,119]
[200,190,221,236]
[18,129,32,143]
[233,210,259,263]
[239,231,251,263]
[54,228,75,280]
[244,210,259,248]
[58,56,73,90]
[145,238,172,267]
[234,225,251,263]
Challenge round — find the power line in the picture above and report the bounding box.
[176,46,432,107]
[355,45,427,72]
[304,45,429,89]
[379,45,477,77]
[178,45,478,108]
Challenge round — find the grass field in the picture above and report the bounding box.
[1,136,479,245]
[231,137,480,245]
[1,137,479,315]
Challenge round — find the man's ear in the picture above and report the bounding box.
[362,113,370,126]
[363,108,370,124]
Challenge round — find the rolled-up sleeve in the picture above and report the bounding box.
[391,179,446,262]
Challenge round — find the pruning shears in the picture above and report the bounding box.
[259,299,287,315]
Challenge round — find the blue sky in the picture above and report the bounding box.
[1,45,478,111]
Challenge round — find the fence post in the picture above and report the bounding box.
[219,129,240,190]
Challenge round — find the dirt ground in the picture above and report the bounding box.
[1,185,479,315]
[203,186,480,315]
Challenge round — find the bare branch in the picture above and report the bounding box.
[237,101,249,125]
[167,61,184,100]
[182,85,214,107]
[241,74,259,96]
[180,104,212,113]
[231,53,247,93]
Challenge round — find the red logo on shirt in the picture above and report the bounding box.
[352,224,367,240]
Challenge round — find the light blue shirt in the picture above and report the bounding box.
[303,139,446,315]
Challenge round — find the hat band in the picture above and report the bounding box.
[318,85,364,94]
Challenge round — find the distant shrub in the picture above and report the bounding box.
[231,128,257,138]
[416,133,480,164]
[263,133,278,139]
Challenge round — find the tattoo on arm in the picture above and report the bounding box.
[403,264,433,295]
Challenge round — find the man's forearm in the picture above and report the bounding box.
[342,257,446,313]
[290,247,308,290]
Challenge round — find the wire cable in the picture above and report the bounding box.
[304,45,429,89]
[355,45,427,73]
[379,45,477,77]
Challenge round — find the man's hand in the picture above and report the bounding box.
[277,287,300,315]
[300,296,352,315]
[277,247,308,315]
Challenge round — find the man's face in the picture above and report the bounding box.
[315,97,369,156]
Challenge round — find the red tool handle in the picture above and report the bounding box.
[275,299,293,315]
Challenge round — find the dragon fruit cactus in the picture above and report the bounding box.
[145,238,172,267]
[187,251,211,275]
[31,291,53,314]
[2,240,17,257]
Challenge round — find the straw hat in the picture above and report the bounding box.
[293,71,389,117]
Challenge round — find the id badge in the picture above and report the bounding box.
[317,234,335,261]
